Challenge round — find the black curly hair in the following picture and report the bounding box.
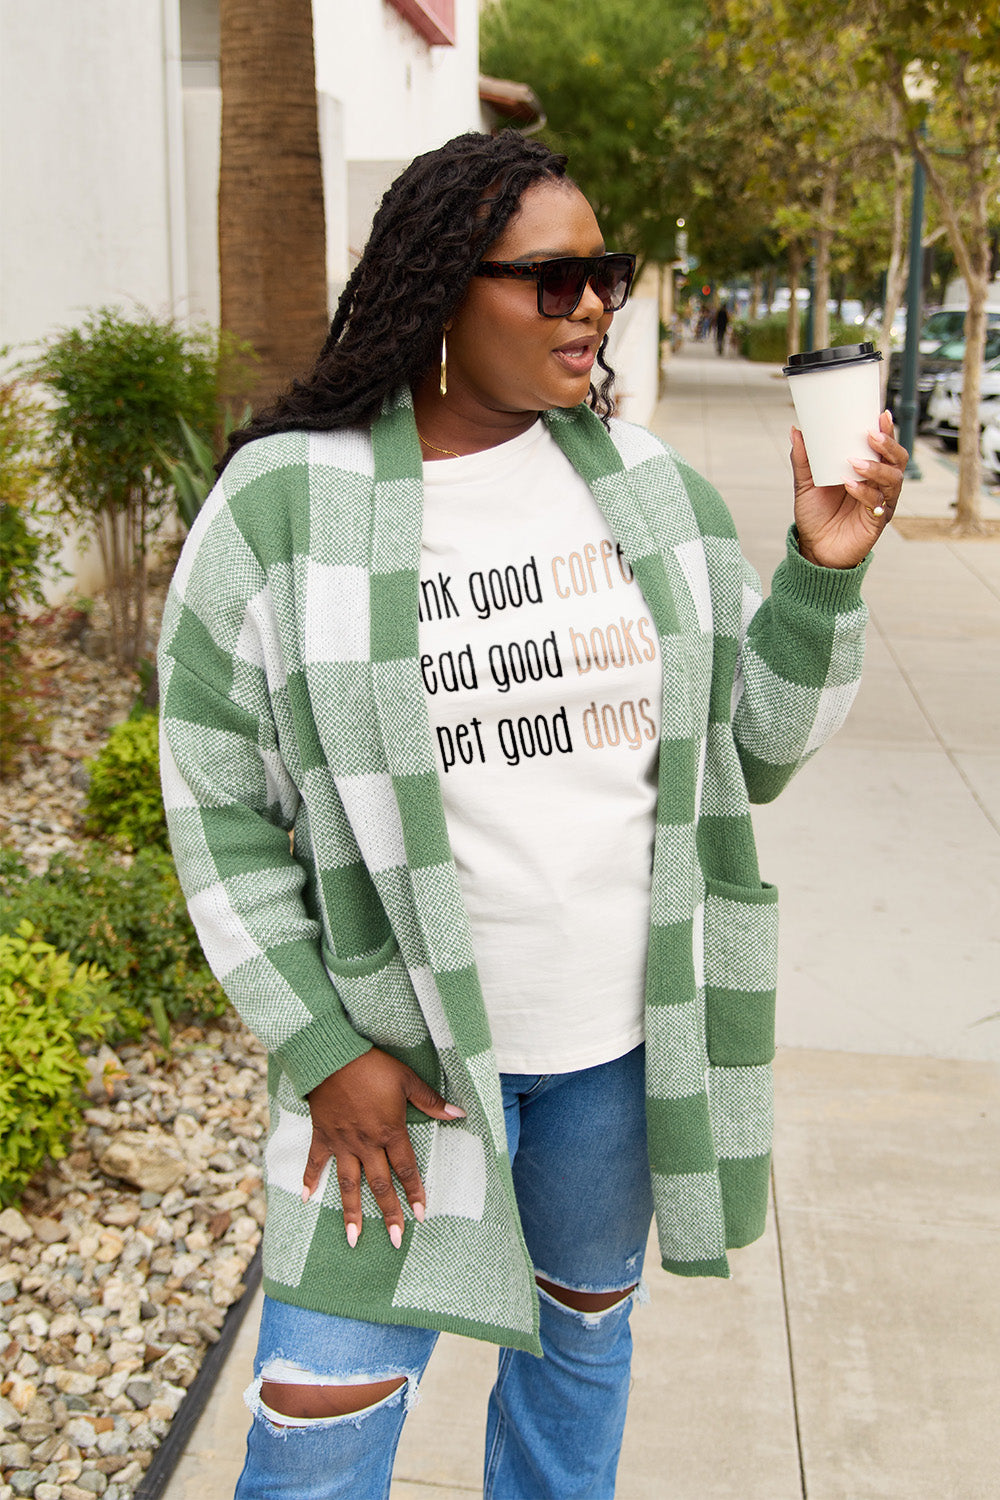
[220,130,617,471]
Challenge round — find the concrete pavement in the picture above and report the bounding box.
[163,343,1000,1499]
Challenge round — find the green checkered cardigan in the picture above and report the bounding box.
[158,389,869,1355]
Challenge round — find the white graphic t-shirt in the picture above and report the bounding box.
[419,420,662,1073]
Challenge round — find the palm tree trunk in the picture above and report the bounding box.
[219,0,329,409]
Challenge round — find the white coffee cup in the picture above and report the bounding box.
[783,343,884,486]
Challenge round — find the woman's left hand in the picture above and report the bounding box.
[792,410,908,570]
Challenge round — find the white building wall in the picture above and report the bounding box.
[313,0,481,163]
[0,0,186,357]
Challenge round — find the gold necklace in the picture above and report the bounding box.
[416,428,461,458]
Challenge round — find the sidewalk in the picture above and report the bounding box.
[163,344,1000,1499]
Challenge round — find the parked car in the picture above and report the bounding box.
[981,409,1000,477]
[887,323,1000,424]
[926,355,1000,448]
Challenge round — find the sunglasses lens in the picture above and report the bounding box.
[538,257,634,316]
[539,260,588,317]
[594,256,633,310]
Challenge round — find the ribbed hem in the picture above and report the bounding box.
[275,1010,373,1100]
[660,1253,732,1279]
[778,525,872,610]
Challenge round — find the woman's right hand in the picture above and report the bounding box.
[303,1049,466,1249]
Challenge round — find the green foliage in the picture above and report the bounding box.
[160,404,253,529]
[0,371,64,615]
[735,311,876,362]
[736,313,802,362]
[0,921,115,1206]
[84,713,168,852]
[0,372,64,770]
[34,307,220,515]
[481,0,704,261]
[31,309,256,663]
[0,845,227,1048]
[0,617,54,775]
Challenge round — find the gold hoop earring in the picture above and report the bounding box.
[440,332,448,398]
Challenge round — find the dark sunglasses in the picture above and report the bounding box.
[473,253,637,318]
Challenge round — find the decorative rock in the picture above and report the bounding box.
[0,1209,31,1242]
[97,1134,187,1195]
[124,1380,153,1410]
[52,1368,99,1397]
[7,1476,36,1499]
[64,1416,100,1449]
[6,1378,37,1414]
[29,1217,70,1245]
[77,1471,109,1495]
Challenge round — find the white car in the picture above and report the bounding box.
[927,356,1000,448]
[981,409,1000,477]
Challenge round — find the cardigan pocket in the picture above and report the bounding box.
[321,934,432,1054]
[702,878,778,1066]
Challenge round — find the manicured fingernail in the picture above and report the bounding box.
[389,1224,403,1249]
[853,459,875,472]
[302,1185,312,1203]
[413,1201,425,1223]
[443,1104,466,1119]
[346,1222,359,1248]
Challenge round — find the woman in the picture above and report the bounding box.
[159,131,905,1498]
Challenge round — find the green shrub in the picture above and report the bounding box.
[32,309,255,664]
[84,713,168,851]
[160,404,252,530]
[0,845,226,1046]
[736,311,878,364]
[0,921,115,1206]
[0,372,65,771]
[0,616,54,776]
[735,312,803,362]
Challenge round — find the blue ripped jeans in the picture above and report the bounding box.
[234,1044,654,1499]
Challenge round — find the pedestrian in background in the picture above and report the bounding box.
[715,300,730,355]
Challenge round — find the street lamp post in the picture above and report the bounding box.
[898,148,925,480]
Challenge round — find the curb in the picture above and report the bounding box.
[133,1246,261,1499]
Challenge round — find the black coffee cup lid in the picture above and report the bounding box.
[783,342,882,375]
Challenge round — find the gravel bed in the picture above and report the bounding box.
[2,576,270,1497]
[0,1017,267,1499]
[0,587,161,876]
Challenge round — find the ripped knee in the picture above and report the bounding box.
[259,1376,407,1424]
[535,1275,638,1315]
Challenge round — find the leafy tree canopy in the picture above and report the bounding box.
[480,0,705,262]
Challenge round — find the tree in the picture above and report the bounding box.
[718,0,1000,528]
[869,4,1000,529]
[480,0,705,264]
[35,310,224,665]
[708,6,908,358]
[218,0,329,408]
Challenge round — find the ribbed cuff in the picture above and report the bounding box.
[276,1008,373,1100]
[778,525,871,611]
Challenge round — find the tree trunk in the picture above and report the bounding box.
[915,135,989,530]
[749,269,761,321]
[954,262,989,530]
[812,168,837,352]
[219,0,329,410]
